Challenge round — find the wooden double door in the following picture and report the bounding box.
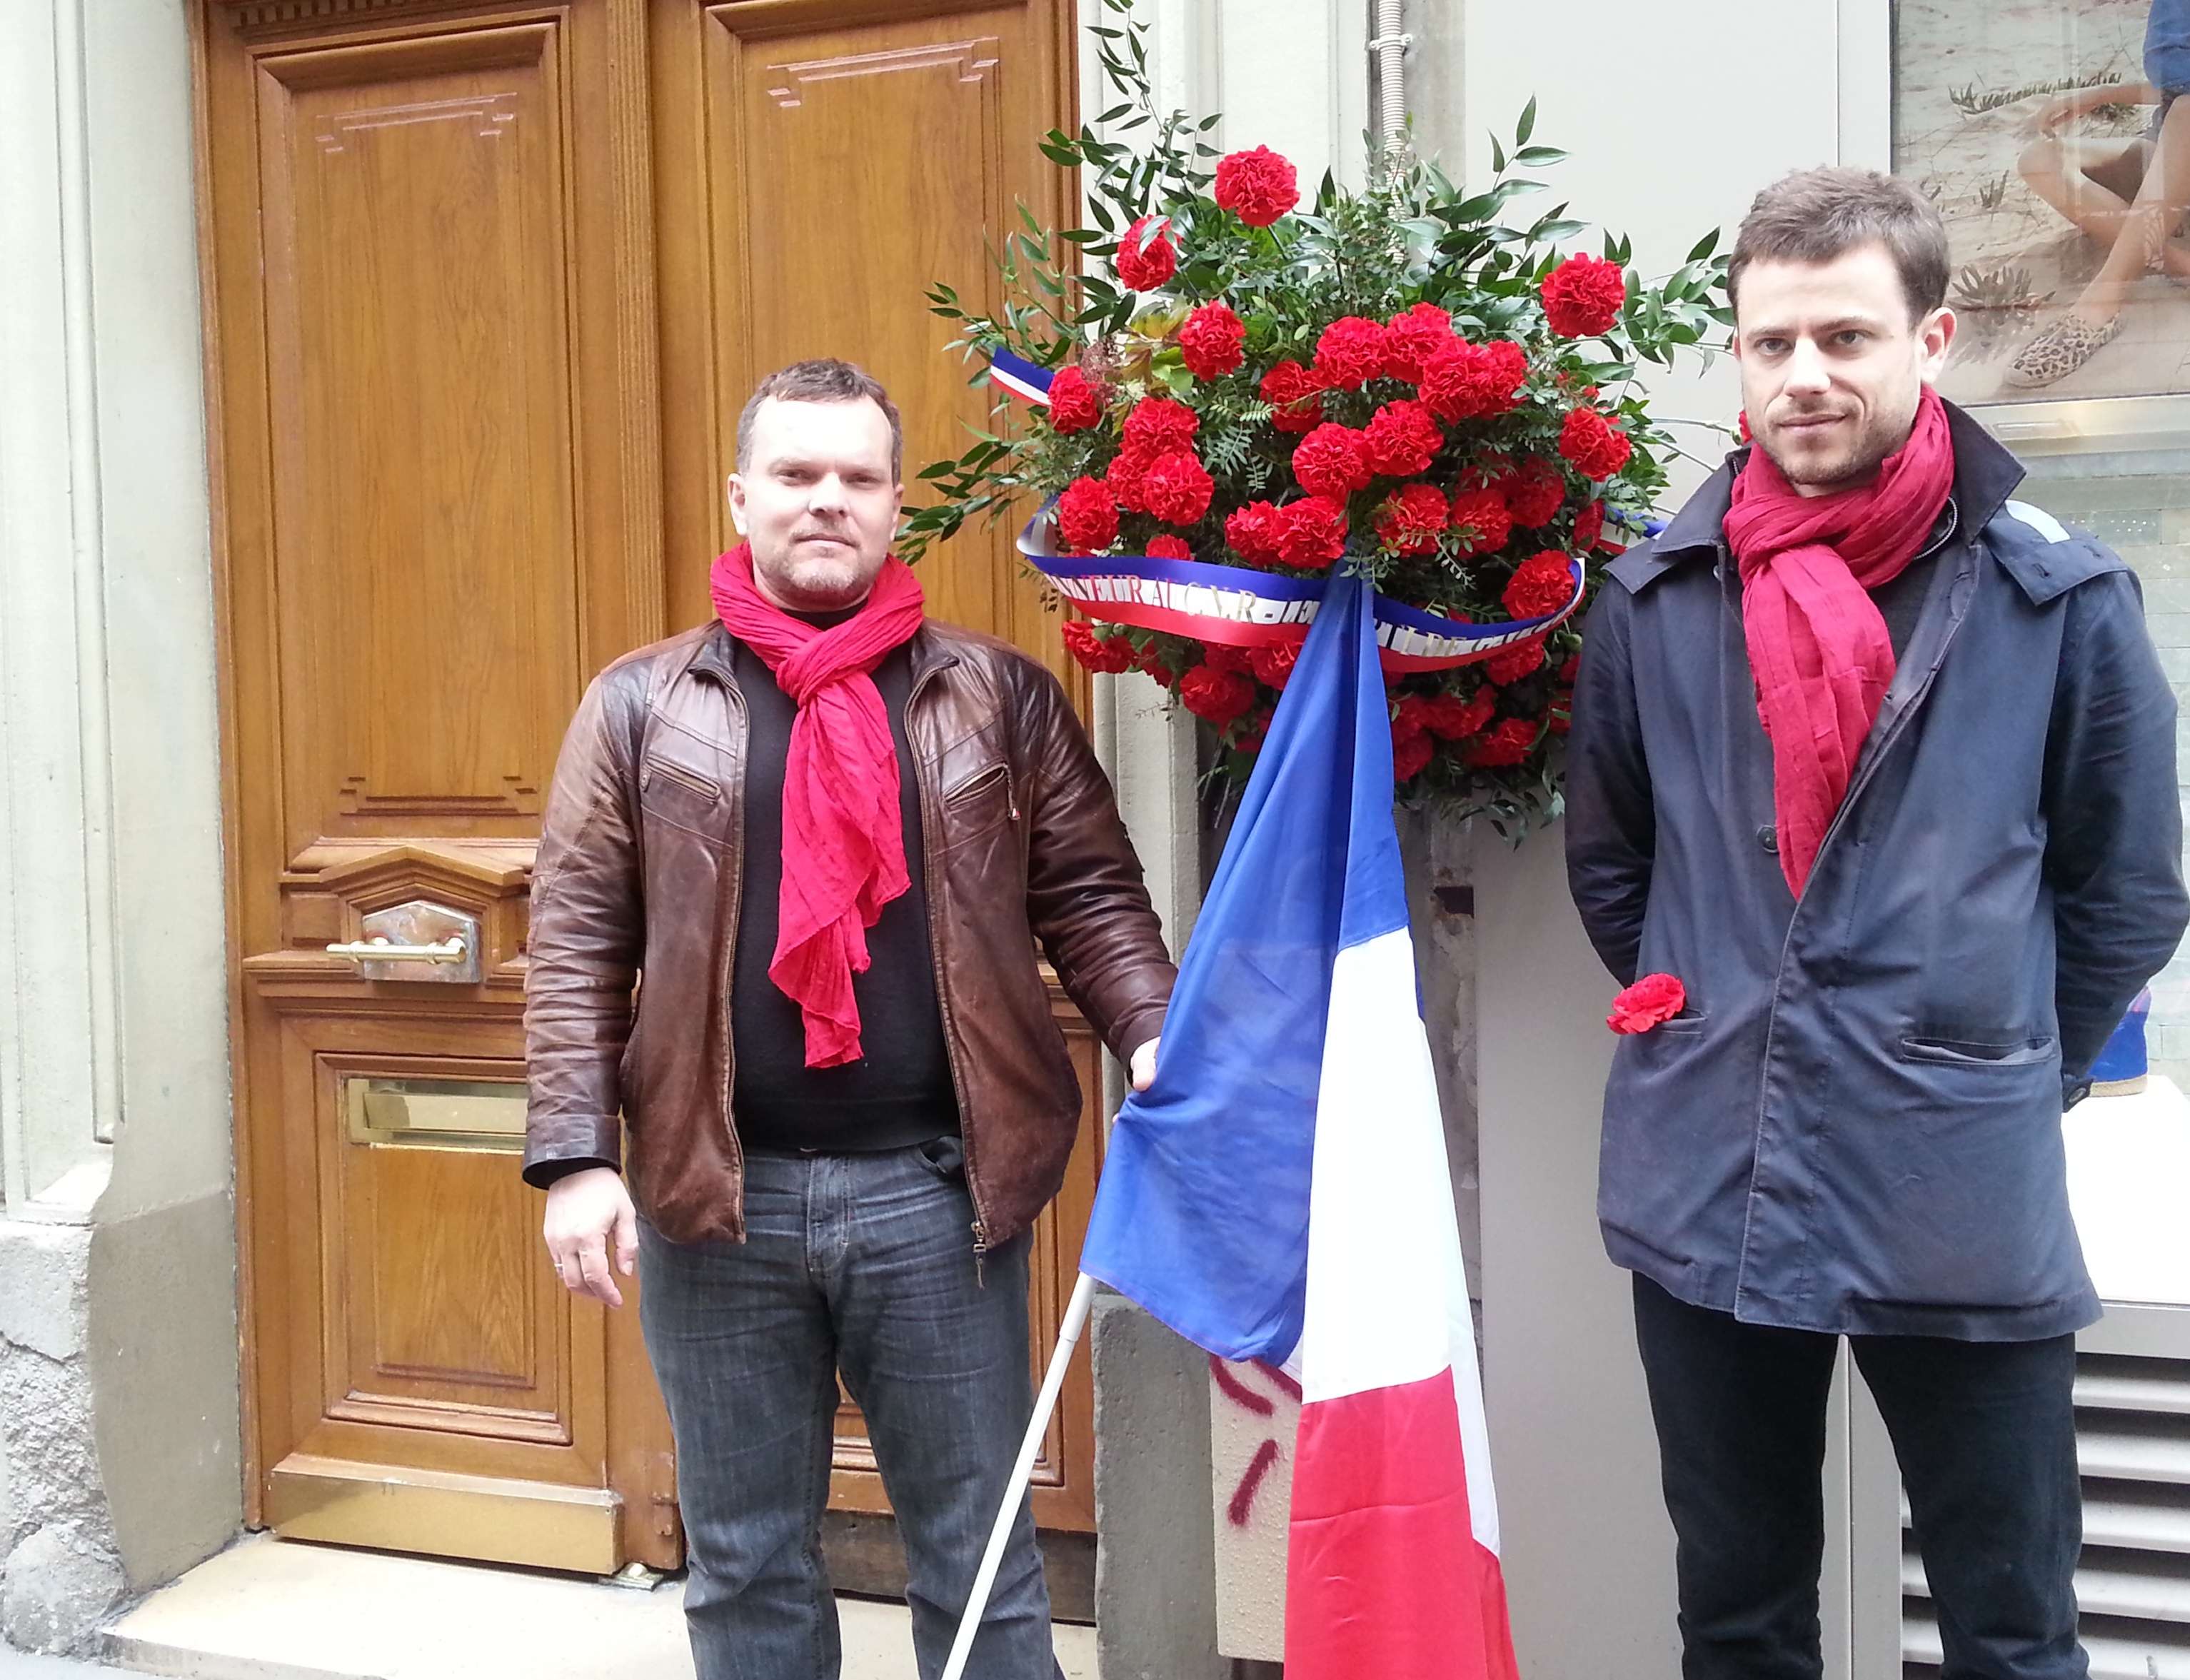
[197,0,1096,1575]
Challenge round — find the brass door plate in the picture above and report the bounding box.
[268,1454,621,1575]
[345,1077,526,1152]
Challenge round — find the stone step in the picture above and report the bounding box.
[95,1533,1096,1680]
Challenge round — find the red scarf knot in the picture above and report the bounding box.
[1724,386,1955,897]
[710,543,927,1067]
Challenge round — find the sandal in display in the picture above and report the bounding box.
[2004,312,2124,389]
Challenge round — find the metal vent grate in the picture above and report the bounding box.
[1904,1352,2190,1679]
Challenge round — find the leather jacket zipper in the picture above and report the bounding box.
[905,654,993,1254]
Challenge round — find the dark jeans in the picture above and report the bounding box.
[638,1143,1063,1680]
[1632,1274,2086,1680]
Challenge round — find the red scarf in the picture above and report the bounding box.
[1724,386,1954,897]
[710,543,926,1067]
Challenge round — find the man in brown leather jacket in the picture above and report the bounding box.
[523,360,1174,1680]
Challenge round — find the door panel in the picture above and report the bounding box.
[201,0,678,1573]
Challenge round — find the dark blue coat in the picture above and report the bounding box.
[1564,406,2189,1339]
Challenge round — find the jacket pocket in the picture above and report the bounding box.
[642,756,720,803]
[940,761,1017,841]
[1898,1033,2057,1068]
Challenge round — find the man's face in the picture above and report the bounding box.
[729,397,902,612]
[1732,243,1955,498]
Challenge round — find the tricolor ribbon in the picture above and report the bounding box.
[1019,498,1583,673]
[987,348,1056,406]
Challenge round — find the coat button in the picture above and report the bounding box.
[1757,824,1778,853]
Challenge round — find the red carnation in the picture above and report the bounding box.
[1250,641,1299,690]
[1142,449,1215,526]
[1123,396,1199,456]
[1180,664,1257,727]
[1292,423,1372,497]
[1419,339,1528,422]
[1540,253,1627,338]
[1393,728,1435,783]
[1375,483,1450,555]
[1383,303,1457,382]
[1505,455,1567,528]
[1467,716,1541,768]
[1116,215,1177,291]
[1107,448,1153,514]
[1199,640,1255,675]
[1055,476,1118,552]
[1559,653,1582,684]
[1572,500,1607,553]
[1236,703,1275,755]
[1144,535,1192,560]
[1061,619,1134,675]
[1260,361,1329,433]
[1132,640,1175,685]
[1214,146,1300,227]
[1047,364,1103,433]
[1448,486,1515,555]
[1276,495,1348,569]
[1560,406,1633,481]
[1424,689,1497,740]
[1392,695,1434,740]
[1178,301,1247,380]
[1608,972,1687,1035]
[1314,317,1389,391]
[1504,552,1575,620]
[1227,501,1285,565]
[1485,637,1547,685]
[1361,400,1444,477]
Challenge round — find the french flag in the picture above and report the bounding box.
[1080,571,1517,1679]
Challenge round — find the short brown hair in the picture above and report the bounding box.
[736,359,904,482]
[1728,168,1949,323]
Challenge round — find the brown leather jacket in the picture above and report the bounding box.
[522,618,1175,1248]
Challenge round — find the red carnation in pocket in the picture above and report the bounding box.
[1117,216,1177,290]
[1292,423,1372,496]
[1540,253,1627,338]
[1142,450,1215,526]
[1392,728,1435,783]
[1276,495,1348,569]
[1375,483,1450,555]
[1046,364,1103,433]
[1260,361,1330,433]
[1419,338,1529,422]
[1061,619,1134,675]
[1448,486,1515,556]
[1250,641,1300,690]
[1143,535,1192,560]
[1424,688,1497,740]
[1123,396,1199,456]
[1504,551,1576,620]
[1314,317,1390,391]
[1572,500,1607,553]
[1382,303,1458,382]
[1505,455,1568,528]
[1607,973,1687,1035]
[1226,501,1285,565]
[1559,406,1633,481]
[1214,146,1300,226]
[1361,400,1444,477]
[1179,301,1247,380]
[1485,637,1547,685]
[1180,664,1257,726]
[1055,476,1118,552]
[1467,716,1541,768]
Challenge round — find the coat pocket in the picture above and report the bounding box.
[1899,1034,2057,1068]
[940,760,1018,842]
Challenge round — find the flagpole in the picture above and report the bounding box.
[939,1268,1098,1680]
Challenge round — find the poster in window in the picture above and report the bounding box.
[1896,0,2190,402]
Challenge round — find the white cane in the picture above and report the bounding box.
[938,1269,1099,1680]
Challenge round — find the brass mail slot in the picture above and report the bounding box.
[345,1077,528,1152]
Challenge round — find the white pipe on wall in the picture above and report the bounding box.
[1370,0,1407,147]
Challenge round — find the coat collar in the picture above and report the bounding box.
[690,614,953,686]
[1610,396,2026,593]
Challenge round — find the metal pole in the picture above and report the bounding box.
[938,1269,1100,1680]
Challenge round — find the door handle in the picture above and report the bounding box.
[326,936,468,964]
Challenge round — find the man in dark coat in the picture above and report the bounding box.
[1566,168,2189,1679]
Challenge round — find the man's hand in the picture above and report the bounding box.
[543,1167,638,1308]
[1129,1035,1160,1092]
